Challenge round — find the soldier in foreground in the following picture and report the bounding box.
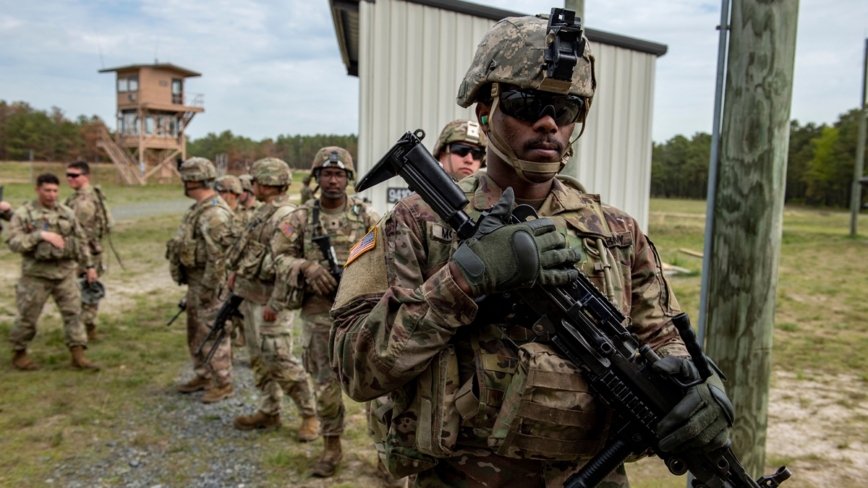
[225,158,319,441]
[281,147,380,478]
[330,14,733,487]
[65,161,112,341]
[433,119,488,181]
[7,173,99,371]
[166,158,235,403]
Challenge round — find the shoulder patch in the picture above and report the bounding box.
[280,222,294,238]
[345,227,377,267]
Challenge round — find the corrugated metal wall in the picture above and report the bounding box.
[357,0,657,231]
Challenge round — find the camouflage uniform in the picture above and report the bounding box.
[283,195,379,436]
[299,175,314,204]
[6,200,93,350]
[227,159,316,419]
[65,185,111,335]
[331,172,688,487]
[166,184,235,389]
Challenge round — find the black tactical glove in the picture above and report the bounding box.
[653,356,734,454]
[451,187,580,298]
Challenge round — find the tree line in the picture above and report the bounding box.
[185,131,358,171]
[652,108,867,208]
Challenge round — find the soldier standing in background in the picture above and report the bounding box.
[433,119,488,181]
[237,174,261,219]
[65,160,112,341]
[7,173,99,371]
[214,174,247,348]
[282,147,380,478]
[166,158,236,404]
[225,158,319,441]
[299,174,315,204]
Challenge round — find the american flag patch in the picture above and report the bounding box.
[344,228,377,267]
[280,222,294,238]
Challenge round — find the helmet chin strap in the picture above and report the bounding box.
[486,85,574,183]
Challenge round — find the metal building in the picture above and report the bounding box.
[329,0,666,230]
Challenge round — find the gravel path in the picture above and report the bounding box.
[49,351,310,488]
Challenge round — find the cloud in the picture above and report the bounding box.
[0,0,865,143]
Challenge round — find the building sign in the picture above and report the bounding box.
[387,187,414,204]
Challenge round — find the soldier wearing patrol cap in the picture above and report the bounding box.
[331,10,734,487]
[225,158,319,441]
[433,119,488,181]
[166,157,236,403]
[281,146,380,477]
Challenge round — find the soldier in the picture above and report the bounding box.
[299,174,315,204]
[433,119,488,181]
[214,175,247,348]
[166,158,235,404]
[237,174,261,215]
[7,173,99,371]
[281,147,380,478]
[225,158,319,441]
[330,14,734,487]
[65,160,112,341]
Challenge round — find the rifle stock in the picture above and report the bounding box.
[357,130,792,488]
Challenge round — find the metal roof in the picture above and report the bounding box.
[98,63,201,78]
[329,0,668,77]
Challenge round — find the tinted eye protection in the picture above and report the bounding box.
[449,143,485,160]
[498,90,586,126]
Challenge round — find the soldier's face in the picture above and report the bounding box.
[439,143,483,179]
[218,190,238,208]
[66,170,88,190]
[318,168,349,199]
[36,183,59,207]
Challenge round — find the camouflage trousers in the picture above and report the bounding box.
[79,253,103,333]
[301,313,345,436]
[413,448,629,488]
[9,273,87,351]
[241,301,315,418]
[186,283,233,388]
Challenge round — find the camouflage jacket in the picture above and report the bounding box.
[330,173,687,472]
[166,195,234,288]
[226,194,297,311]
[278,196,379,316]
[6,200,93,280]
[65,185,111,256]
[235,200,261,230]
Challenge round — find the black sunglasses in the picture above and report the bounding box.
[449,143,485,160]
[66,173,83,179]
[498,89,586,126]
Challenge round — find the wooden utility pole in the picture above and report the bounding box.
[849,39,868,237]
[565,0,584,21]
[704,0,799,478]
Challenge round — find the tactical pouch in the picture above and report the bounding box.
[177,238,198,267]
[258,251,276,282]
[414,344,460,458]
[225,233,249,270]
[488,342,612,461]
[379,388,439,478]
[34,240,65,261]
[166,240,186,284]
[237,239,266,278]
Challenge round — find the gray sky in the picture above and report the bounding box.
[0,0,865,143]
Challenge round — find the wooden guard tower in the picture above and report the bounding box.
[98,63,204,185]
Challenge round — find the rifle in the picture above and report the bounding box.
[93,186,125,270]
[166,297,187,326]
[355,129,792,488]
[310,200,342,282]
[195,293,244,364]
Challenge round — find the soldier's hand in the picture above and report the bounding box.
[41,231,65,249]
[654,356,734,454]
[262,305,278,322]
[86,268,98,284]
[227,272,236,291]
[0,201,10,212]
[304,262,338,296]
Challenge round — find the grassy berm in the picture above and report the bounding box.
[0,180,865,487]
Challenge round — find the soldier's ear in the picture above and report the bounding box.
[475,103,491,134]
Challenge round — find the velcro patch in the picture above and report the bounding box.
[345,228,377,267]
[280,222,294,238]
[431,224,454,243]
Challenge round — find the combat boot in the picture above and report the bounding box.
[377,458,407,487]
[86,327,99,341]
[177,375,210,393]
[70,345,100,371]
[233,411,281,431]
[297,415,320,442]
[312,435,343,478]
[12,350,37,371]
[201,384,234,404]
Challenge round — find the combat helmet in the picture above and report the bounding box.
[250,158,292,187]
[456,10,595,181]
[311,147,355,180]
[432,119,489,166]
[238,174,254,193]
[179,157,218,182]
[214,175,243,194]
[78,278,106,305]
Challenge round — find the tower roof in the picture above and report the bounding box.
[98,63,201,78]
